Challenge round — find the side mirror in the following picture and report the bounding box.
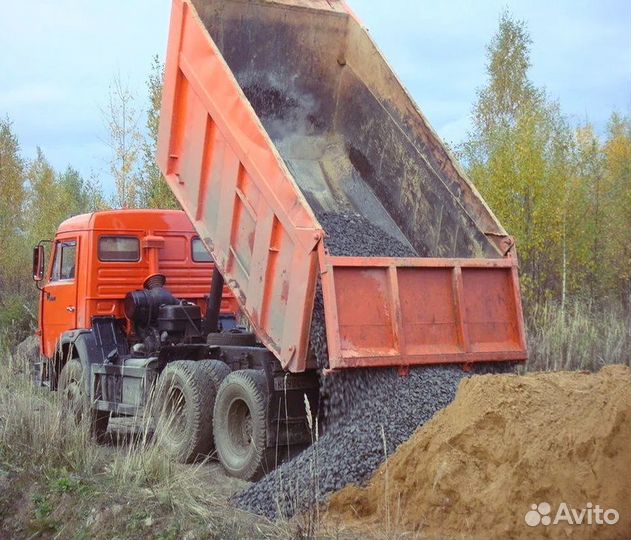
[32,245,45,282]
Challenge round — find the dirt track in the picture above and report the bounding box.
[325,365,631,539]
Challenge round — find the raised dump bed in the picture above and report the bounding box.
[157,0,527,372]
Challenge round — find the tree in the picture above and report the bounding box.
[25,153,109,266]
[103,73,143,208]
[26,148,67,245]
[0,117,27,300]
[459,11,572,304]
[473,11,540,131]
[0,117,25,245]
[572,124,605,300]
[138,55,179,209]
[601,113,631,305]
[58,166,109,215]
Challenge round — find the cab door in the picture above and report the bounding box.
[41,237,79,358]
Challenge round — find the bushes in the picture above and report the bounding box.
[0,293,36,352]
[526,299,631,372]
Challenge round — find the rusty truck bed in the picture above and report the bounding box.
[157,0,527,372]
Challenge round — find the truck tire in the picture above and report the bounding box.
[58,359,109,442]
[197,359,231,390]
[153,360,214,463]
[196,360,231,455]
[206,332,256,347]
[213,369,272,480]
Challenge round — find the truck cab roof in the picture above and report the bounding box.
[57,209,193,234]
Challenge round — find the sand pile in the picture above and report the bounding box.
[327,364,631,539]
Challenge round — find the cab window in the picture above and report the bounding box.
[98,236,140,262]
[50,240,77,281]
[192,237,213,263]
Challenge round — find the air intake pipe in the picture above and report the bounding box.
[123,274,178,327]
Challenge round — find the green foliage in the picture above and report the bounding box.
[0,125,108,347]
[0,118,28,298]
[602,114,631,304]
[460,11,631,309]
[104,56,179,210]
[0,120,31,346]
[139,55,179,210]
[474,11,540,131]
[31,494,53,520]
[0,294,35,344]
[58,166,109,216]
[27,148,66,245]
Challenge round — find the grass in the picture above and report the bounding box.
[1,297,628,538]
[525,299,631,372]
[0,351,298,540]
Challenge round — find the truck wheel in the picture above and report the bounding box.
[196,360,231,455]
[213,369,271,480]
[197,359,231,390]
[153,360,214,463]
[58,359,109,442]
[206,332,256,347]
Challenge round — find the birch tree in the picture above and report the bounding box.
[138,56,179,209]
[103,73,143,208]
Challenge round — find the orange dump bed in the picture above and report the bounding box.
[157,0,527,372]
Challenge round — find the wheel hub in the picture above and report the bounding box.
[228,398,253,455]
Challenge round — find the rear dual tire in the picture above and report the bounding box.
[213,369,272,481]
[152,359,229,463]
[153,361,273,481]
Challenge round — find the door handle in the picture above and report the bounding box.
[66,306,76,313]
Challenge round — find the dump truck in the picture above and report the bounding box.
[33,0,527,481]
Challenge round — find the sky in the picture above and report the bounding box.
[1,0,629,195]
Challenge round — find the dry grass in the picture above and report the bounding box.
[526,300,631,372]
[0,351,298,539]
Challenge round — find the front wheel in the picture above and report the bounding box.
[58,359,109,442]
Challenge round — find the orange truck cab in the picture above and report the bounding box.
[33,209,248,401]
[35,209,237,365]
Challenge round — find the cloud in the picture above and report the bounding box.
[0,83,65,108]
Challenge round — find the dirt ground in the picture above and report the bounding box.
[325,364,631,540]
[107,417,253,498]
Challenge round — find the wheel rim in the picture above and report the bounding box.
[226,398,253,457]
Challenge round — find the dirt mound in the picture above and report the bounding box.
[326,365,631,539]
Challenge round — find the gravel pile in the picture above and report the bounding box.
[317,212,416,258]
[235,363,512,519]
[234,210,513,520]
